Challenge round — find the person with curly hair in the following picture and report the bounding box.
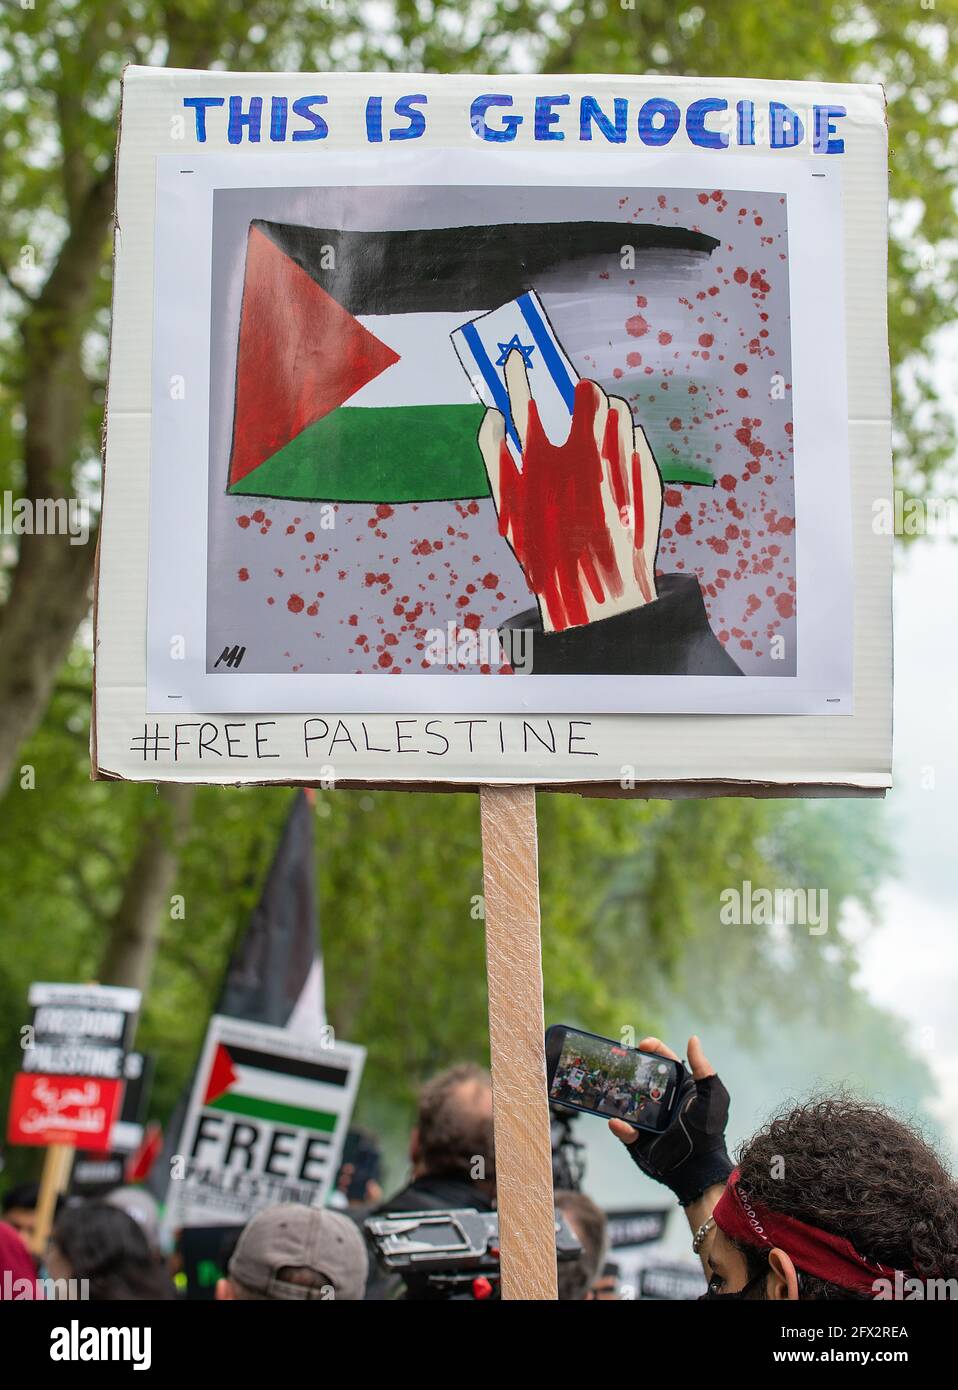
[610,1034,958,1300]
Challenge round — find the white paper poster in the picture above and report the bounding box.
[165,1016,365,1229]
[94,71,891,790]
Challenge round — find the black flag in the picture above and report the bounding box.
[217,791,324,1032]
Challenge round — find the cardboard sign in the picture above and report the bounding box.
[23,982,140,1080]
[94,70,891,793]
[639,1262,709,1301]
[71,1153,127,1197]
[165,1016,364,1228]
[7,983,141,1152]
[604,1207,671,1249]
[7,1073,123,1151]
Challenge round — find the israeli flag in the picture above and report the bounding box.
[451,291,579,468]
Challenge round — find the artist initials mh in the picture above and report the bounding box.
[214,644,246,669]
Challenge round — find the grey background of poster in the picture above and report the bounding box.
[207,185,794,677]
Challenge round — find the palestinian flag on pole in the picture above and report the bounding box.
[227,218,720,504]
[217,789,325,1039]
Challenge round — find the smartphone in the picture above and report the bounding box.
[545,1025,685,1134]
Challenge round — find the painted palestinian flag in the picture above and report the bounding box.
[227,219,720,504]
[202,1038,351,1141]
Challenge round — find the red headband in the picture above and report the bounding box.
[713,1169,910,1297]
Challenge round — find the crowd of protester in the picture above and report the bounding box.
[2,1033,958,1301]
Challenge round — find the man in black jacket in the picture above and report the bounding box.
[366,1063,496,1298]
[378,1062,496,1215]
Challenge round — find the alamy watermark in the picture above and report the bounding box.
[4,1271,89,1300]
[1,492,90,545]
[719,880,828,935]
[872,491,958,537]
[422,620,533,673]
[872,1273,958,1300]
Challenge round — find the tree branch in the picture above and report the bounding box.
[0,251,35,305]
[99,784,196,993]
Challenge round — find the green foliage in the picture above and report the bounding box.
[0,656,900,1183]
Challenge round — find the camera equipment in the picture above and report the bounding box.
[365,1207,582,1299]
[550,1105,587,1191]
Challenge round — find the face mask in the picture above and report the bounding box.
[699,1268,767,1301]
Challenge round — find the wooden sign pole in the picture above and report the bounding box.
[479,784,557,1301]
[30,1142,74,1258]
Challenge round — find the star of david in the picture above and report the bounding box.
[495,335,536,368]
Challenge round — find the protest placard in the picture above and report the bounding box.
[94,69,890,796]
[165,1015,364,1229]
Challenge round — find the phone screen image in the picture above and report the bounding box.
[547,1027,681,1132]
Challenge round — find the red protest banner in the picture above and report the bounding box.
[7,1072,123,1152]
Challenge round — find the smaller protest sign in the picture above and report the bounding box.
[604,1207,671,1250]
[7,1073,124,1151]
[23,983,140,1080]
[166,1015,364,1228]
[639,1262,708,1301]
[71,1154,127,1197]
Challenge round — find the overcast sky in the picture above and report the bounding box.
[854,534,958,1158]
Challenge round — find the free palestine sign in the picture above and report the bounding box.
[165,1016,364,1228]
[93,69,891,792]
